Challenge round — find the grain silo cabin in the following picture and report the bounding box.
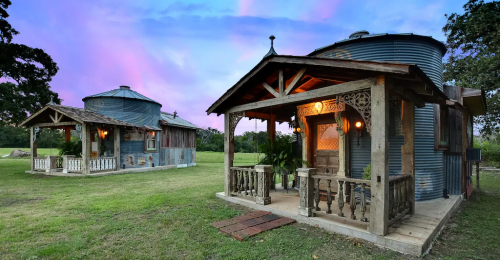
[207,32,486,256]
[20,85,199,176]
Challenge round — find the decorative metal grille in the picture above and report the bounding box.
[339,91,371,134]
[229,112,245,141]
[317,124,339,150]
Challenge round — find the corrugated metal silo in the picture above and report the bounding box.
[310,32,446,201]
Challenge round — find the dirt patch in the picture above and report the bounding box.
[0,197,48,207]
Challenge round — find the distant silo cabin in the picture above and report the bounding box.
[20,85,199,176]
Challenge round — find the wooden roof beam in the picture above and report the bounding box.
[227,77,377,113]
[262,82,280,98]
[285,68,307,95]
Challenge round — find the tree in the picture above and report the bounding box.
[443,0,500,135]
[0,0,60,126]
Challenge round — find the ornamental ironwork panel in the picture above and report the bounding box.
[339,91,371,134]
[229,112,245,141]
[297,99,345,117]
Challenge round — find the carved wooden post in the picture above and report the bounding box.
[360,183,368,222]
[298,168,316,217]
[255,165,272,205]
[326,179,333,214]
[338,180,345,217]
[350,182,357,220]
[315,178,321,211]
[369,75,389,236]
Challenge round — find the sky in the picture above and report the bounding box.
[7,0,468,135]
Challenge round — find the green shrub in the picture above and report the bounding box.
[58,138,82,158]
[362,163,371,180]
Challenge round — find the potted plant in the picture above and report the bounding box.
[259,133,308,189]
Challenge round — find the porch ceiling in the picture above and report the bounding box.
[206,55,448,116]
[19,104,135,128]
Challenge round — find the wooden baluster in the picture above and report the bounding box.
[338,180,345,217]
[254,170,258,197]
[394,180,399,215]
[232,169,238,192]
[389,181,394,219]
[360,183,368,222]
[406,178,411,210]
[239,170,244,193]
[326,180,332,214]
[244,170,249,196]
[249,171,254,196]
[350,182,357,220]
[315,178,321,211]
[400,179,406,212]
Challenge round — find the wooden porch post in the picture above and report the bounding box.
[224,112,235,196]
[30,127,36,172]
[369,75,390,236]
[401,100,415,214]
[114,127,120,171]
[267,114,276,140]
[82,123,90,175]
[65,127,71,142]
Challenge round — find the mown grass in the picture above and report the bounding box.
[0,151,499,259]
[429,171,500,260]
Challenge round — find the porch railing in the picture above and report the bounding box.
[34,157,48,171]
[90,157,116,172]
[230,165,272,205]
[388,174,412,226]
[67,158,83,173]
[33,156,58,172]
[312,175,371,225]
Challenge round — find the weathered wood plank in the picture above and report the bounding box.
[279,69,284,97]
[224,113,235,196]
[401,100,415,213]
[285,68,307,95]
[369,75,390,236]
[227,77,377,113]
[271,56,410,74]
[262,82,280,98]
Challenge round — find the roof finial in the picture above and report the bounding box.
[173,110,177,119]
[47,95,56,105]
[263,35,278,58]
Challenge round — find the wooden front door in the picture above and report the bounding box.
[313,118,340,193]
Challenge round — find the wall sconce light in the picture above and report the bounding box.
[354,120,364,146]
[314,102,323,113]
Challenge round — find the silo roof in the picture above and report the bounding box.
[308,33,447,57]
[82,86,162,106]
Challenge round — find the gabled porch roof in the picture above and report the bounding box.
[206,55,448,115]
[19,104,134,128]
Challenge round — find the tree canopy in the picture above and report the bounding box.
[443,0,500,135]
[0,0,60,126]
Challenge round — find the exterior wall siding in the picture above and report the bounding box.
[444,153,462,195]
[162,148,196,166]
[318,37,445,201]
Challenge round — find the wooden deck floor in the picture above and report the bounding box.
[216,188,462,256]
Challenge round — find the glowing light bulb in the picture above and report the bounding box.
[355,121,362,129]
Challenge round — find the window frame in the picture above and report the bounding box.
[438,105,450,150]
[145,130,158,152]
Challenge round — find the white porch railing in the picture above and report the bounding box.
[90,157,116,172]
[68,158,83,173]
[34,157,48,171]
[34,156,58,172]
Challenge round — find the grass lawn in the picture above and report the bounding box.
[0,150,499,259]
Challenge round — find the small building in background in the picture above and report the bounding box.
[20,85,199,175]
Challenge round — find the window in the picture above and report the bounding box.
[317,123,339,150]
[146,131,157,151]
[439,106,449,148]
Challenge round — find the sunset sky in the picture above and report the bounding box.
[8,0,467,134]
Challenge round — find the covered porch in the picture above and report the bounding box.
[207,55,455,255]
[21,104,133,175]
